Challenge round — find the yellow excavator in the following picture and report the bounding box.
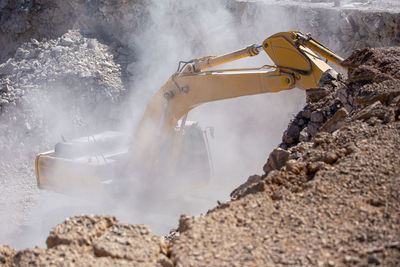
[34,31,344,195]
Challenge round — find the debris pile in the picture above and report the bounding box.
[175,47,400,266]
[0,29,125,154]
[279,47,400,150]
[2,47,399,266]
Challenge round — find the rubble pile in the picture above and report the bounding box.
[2,47,399,266]
[224,47,400,265]
[0,30,125,154]
[279,46,400,149]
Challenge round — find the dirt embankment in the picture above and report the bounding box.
[1,47,399,266]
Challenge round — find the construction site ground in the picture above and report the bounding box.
[0,0,399,266]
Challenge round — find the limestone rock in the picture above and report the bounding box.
[318,69,339,87]
[230,174,262,199]
[46,215,118,248]
[320,107,348,133]
[263,148,290,174]
[92,224,168,263]
[13,245,133,267]
[348,65,379,82]
[0,61,16,75]
[306,88,329,103]
[0,245,15,267]
[306,121,321,137]
[284,159,307,174]
[178,214,195,234]
[355,80,400,106]
[354,101,393,122]
[310,110,324,123]
[282,123,301,145]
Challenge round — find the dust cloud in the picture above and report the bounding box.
[3,0,311,249]
[123,0,305,229]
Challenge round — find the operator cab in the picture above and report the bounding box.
[175,121,213,189]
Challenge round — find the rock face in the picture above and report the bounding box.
[1,0,399,64]
[230,0,400,57]
[3,46,400,267]
[0,0,148,63]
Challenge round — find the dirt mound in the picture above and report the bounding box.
[2,47,399,266]
[4,215,172,267]
[166,48,400,266]
[0,29,126,153]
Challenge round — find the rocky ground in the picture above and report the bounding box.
[1,46,399,266]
